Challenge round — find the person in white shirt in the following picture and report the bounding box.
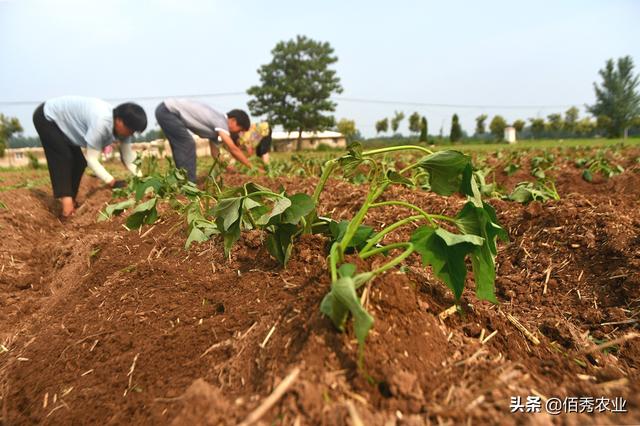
[32,96,147,218]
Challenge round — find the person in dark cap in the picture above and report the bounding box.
[155,98,253,182]
[33,96,147,218]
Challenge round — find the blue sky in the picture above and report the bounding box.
[1,0,638,137]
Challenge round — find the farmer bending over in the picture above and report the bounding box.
[33,96,147,218]
[155,99,254,182]
[236,121,272,165]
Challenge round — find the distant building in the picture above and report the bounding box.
[271,131,346,152]
[504,126,517,144]
[0,147,48,168]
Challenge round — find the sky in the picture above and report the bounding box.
[1,0,639,137]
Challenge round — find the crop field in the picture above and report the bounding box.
[1,140,639,424]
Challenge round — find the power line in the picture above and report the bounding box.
[334,96,582,110]
[0,92,584,110]
[0,92,247,107]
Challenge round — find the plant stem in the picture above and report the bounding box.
[329,243,339,282]
[304,159,337,234]
[311,159,337,204]
[338,183,388,260]
[360,242,409,259]
[359,215,423,255]
[369,200,438,226]
[363,145,433,157]
[399,162,422,175]
[369,243,415,276]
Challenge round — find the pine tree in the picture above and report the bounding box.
[588,56,640,138]
[450,114,462,142]
[419,117,428,142]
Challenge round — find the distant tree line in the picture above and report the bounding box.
[372,55,640,143]
[375,111,429,142]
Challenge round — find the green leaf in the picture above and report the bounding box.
[329,220,374,250]
[125,198,158,229]
[338,263,357,278]
[532,168,546,179]
[410,226,481,302]
[507,181,558,204]
[282,193,315,224]
[132,197,158,212]
[256,196,291,226]
[265,223,298,266]
[418,150,472,196]
[244,182,274,195]
[582,169,593,182]
[461,164,482,206]
[185,219,219,249]
[320,292,349,332]
[135,177,163,201]
[386,170,413,187]
[185,227,207,250]
[216,216,241,259]
[503,164,521,175]
[320,275,374,359]
[337,142,365,176]
[126,212,145,229]
[243,197,263,210]
[181,182,204,198]
[144,205,159,225]
[455,202,509,303]
[213,197,242,230]
[97,198,135,222]
[186,202,205,224]
[508,185,534,203]
[270,197,292,218]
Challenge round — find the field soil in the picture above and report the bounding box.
[1,149,639,425]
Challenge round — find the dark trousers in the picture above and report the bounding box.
[33,103,87,199]
[256,130,272,157]
[155,102,197,182]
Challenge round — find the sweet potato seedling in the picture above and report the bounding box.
[307,142,508,365]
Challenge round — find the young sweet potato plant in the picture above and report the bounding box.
[98,156,317,264]
[306,143,508,364]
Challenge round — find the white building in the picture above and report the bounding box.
[504,126,517,144]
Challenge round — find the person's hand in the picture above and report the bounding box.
[109,179,127,189]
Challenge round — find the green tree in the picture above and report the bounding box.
[564,106,579,134]
[596,115,613,134]
[408,112,421,134]
[247,35,343,150]
[419,116,428,142]
[529,118,545,138]
[475,114,488,135]
[336,118,357,142]
[375,118,389,134]
[588,56,640,138]
[0,114,23,157]
[489,115,507,141]
[390,111,405,134]
[450,113,462,142]
[512,119,526,133]
[575,117,595,136]
[546,113,563,133]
